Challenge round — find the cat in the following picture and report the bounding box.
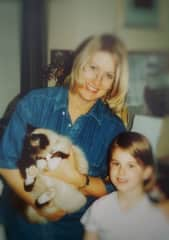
[17,125,88,223]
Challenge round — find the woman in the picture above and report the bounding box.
[0,33,128,240]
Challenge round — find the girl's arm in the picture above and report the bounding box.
[0,168,66,221]
[83,231,99,240]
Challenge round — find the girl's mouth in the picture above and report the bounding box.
[117,177,128,184]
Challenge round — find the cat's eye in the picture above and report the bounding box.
[31,134,40,141]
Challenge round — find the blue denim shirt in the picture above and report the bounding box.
[0,86,125,240]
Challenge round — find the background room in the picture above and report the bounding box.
[0,0,169,152]
[0,0,169,239]
[0,0,169,155]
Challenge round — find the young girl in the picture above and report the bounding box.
[81,132,169,240]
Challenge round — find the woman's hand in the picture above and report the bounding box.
[0,168,67,222]
[45,148,86,188]
[44,148,107,197]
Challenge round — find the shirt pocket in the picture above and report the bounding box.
[88,139,109,177]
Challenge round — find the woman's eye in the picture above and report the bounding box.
[128,164,135,168]
[90,65,97,70]
[106,73,114,80]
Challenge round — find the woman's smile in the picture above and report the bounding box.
[86,81,99,93]
[74,51,117,103]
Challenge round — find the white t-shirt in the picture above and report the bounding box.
[81,192,169,240]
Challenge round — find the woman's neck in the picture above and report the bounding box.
[117,188,145,211]
[68,89,96,123]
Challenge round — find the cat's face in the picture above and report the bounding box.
[23,126,71,161]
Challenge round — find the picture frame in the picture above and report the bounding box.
[115,0,169,51]
[41,50,73,87]
[125,0,159,28]
[50,49,73,67]
[127,51,169,116]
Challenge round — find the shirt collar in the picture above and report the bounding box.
[54,87,105,125]
[87,99,105,126]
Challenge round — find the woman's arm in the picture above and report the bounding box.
[47,165,107,198]
[45,149,107,198]
[0,169,33,205]
[83,231,99,240]
[0,168,66,221]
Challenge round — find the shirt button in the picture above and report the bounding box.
[62,111,65,116]
[68,123,72,127]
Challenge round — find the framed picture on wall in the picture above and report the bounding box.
[115,0,169,50]
[127,51,169,116]
[41,50,74,87]
[125,0,159,28]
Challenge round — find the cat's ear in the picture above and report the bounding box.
[26,124,36,133]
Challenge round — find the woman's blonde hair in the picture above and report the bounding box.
[67,34,129,114]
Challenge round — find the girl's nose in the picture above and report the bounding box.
[118,166,126,176]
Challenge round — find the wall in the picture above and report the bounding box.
[0,0,169,117]
[48,0,169,53]
[115,0,169,51]
[47,0,117,60]
[0,0,21,118]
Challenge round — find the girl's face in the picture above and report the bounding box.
[73,51,117,103]
[109,147,151,194]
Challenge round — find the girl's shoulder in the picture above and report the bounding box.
[139,196,169,227]
[91,192,117,210]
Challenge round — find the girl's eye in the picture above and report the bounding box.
[111,161,119,166]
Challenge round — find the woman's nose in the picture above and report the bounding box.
[93,71,103,85]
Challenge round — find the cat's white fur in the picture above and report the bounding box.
[23,128,88,223]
